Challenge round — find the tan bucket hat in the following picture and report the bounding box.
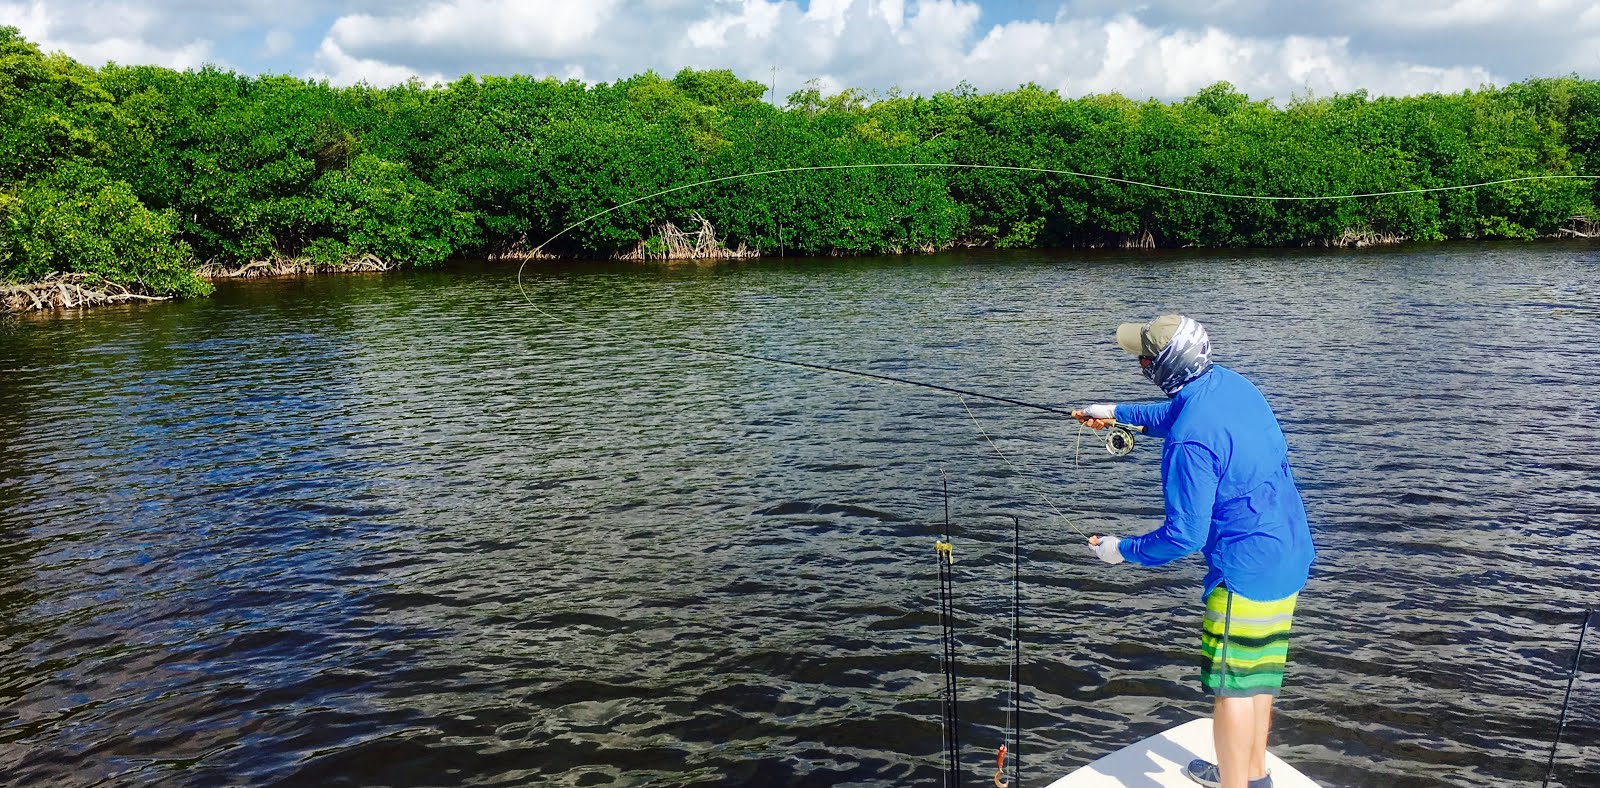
[1116,314,1184,357]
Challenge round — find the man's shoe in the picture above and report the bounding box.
[1183,759,1272,788]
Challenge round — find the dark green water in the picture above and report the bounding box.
[1,245,1597,786]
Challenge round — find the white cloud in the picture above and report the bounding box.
[312,37,445,86]
[263,29,293,57]
[296,0,1518,102]
[70,34,212,69]
[952,13,1498,101]
[1,1,53,44]
[328,0,618,60]
[0,0,215,69]
[804,0,855,33]
[1357,0,1538,30]
[687,1,784,49]
[2,0,1597,102]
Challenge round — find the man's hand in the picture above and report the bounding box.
[1088,534,1125,565]
[1072,403,1116,430]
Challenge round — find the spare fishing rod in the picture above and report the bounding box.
[937,473,962,788]
[1543,608,1593,788]
[993,514,1023,788]
[934,479,1024,788]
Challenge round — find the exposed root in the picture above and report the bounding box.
[1,273,171,312]
[1312,228,1406,248]
[1125,228,1156,250]
[198,254,390,279]
[615,213,759,262]
[487,247,557,262]
[1558,216,1600,238]
[486,234,558,261]
[876,241,942,255]
[1050,229,1158,250]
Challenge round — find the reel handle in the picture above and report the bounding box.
[1105,424,1138,457]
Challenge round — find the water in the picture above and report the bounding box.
[1,244,1597,787]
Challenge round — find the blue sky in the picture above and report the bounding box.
[4,1,1599,103]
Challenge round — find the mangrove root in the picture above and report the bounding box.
[616,213,759,261]
[1,273,171,312]
[1558,216,1600,238]
[198,254,390,279]
[1312,228,1406,248]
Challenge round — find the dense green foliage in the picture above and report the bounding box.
[3,26,1598,299]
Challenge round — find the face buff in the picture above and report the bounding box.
[1144,316,1212,396]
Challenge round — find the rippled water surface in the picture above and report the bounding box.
[2,245,1598,787]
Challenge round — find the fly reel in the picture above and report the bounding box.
[1105,424,1137,457]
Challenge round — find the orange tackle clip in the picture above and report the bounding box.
[993,743,1008,788]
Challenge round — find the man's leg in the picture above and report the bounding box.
[1251,694,1273,779]
[1213,696,1258,788]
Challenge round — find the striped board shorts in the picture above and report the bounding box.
[1200,585,1299,698]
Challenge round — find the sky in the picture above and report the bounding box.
[4,0,1600,104]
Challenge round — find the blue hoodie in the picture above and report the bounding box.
[1113,365,1315,601]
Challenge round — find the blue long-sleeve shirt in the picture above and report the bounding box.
[1113,365,1315,601]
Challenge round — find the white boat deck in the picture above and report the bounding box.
[1045,718,1321,788]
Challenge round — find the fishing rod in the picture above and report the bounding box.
[514,163,1594,536]
[937,472,962,788]
[936,480,1028,788]
[992,514,1023,788]
[519,262,1146,478]
[515,162,1588,459]
[517,285,1077,418]
[1543,609,1593,788]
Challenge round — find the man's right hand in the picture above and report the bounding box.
[1072,403,1116,430]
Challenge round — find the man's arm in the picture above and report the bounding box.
[1119,441,1220,566]
[1114,400,1176,439]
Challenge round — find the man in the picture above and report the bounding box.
[1073,314,1315,788]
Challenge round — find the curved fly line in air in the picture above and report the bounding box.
[514,162,1595,528]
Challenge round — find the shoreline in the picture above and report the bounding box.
[6,227,1597,314]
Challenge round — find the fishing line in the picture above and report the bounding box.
[514,163,1593,527]
[960,397,1090,540]
[515,163,1594,420]
[518,285,1082,418]
[519,164,1599,257]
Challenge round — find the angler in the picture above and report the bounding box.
[1074,314,1316,788]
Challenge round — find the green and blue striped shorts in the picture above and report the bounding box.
[1200,585,1298,698]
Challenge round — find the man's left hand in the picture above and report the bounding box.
[1088,535,1125,565]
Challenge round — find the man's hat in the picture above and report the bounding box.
[1116,314,1184,357]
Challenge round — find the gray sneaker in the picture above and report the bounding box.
[1184,759,1272,788]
